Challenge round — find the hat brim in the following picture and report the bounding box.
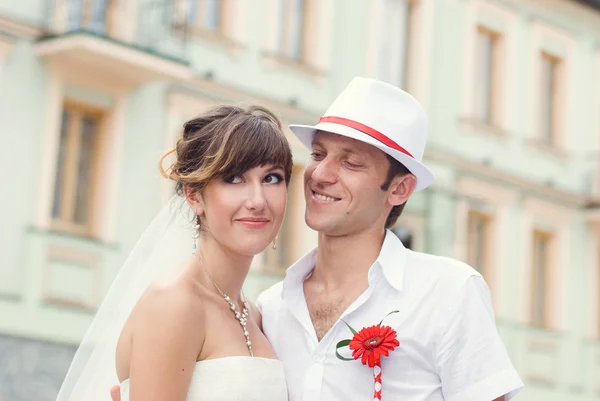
[289,122,434,191]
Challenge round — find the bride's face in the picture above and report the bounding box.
[197,164,288,256]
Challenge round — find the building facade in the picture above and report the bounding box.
[0,0,599,400]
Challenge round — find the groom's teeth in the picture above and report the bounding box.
[314,192,337,202]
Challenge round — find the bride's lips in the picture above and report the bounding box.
[236,217,270,228]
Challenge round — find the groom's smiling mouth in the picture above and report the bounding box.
[311,190,341,203]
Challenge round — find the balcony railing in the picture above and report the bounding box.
[36,0,192,85]
[41,0,190,64]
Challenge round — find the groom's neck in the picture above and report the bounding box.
[312,228,386,291]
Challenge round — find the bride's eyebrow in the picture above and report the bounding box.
[265,165,284,172]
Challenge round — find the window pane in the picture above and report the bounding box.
[532,233,548,326]
[287,0,304,59]
[474,216,485,271]
[378,0,410,87]
[52,110,71,219]
[205,0,221,30]
[67,0,84,31]
[89,0,109,34]
[276,0,286,51]
[177,0,195,24]
[540,54,557,143]
[468,212,488,273]
[377,11,391,82]
[73,115,98,225]
[476,30,493,123]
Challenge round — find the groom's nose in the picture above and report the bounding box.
[310,157,338,184]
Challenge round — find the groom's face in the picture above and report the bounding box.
[303,131,396,236]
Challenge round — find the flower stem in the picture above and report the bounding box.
[373,360,382,400]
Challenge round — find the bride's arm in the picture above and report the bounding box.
[128,284,204,401]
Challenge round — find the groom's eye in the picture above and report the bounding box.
[345,161,362,168]
[311,151,324,160]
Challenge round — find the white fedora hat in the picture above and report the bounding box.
[289,77,434,191]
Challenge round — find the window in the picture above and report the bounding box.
[66,0,116,35]
[51,101,104,235]
[275,0,312,61]
[182,0,224,31]
[467,210,491,275]
[531,229,553,328]
[376,0,413,88]
[539,52,562,146]
[474,26,501,125]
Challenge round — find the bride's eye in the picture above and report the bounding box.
[225,175,243,184]
[264,173,284,184]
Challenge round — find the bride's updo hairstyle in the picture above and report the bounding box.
[160,105,293,198]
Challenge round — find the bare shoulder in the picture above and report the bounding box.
[136,278,204,326]
[116,275,205,382]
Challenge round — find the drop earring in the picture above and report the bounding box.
[272,236,277,250]
[192,216,200,251]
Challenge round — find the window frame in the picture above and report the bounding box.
[530,229,554,328]
[474,25,502,126]
[538,51,563,147]
[50,100,105,237]
[274,0,316,63]
[466,209,493,277]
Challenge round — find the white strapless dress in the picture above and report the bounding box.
[120,356,288,401]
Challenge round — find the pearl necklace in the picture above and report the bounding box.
[194,253,254,357]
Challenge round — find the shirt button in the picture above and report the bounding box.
[313,355,324,363]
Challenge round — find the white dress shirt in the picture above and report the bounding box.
[257,230,524,401]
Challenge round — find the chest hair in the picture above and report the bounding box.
[307,297,355,341]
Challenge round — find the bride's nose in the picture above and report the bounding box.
[244,183,267,211]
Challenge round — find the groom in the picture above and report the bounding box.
[256,78,523,401]
[112,78,523,400]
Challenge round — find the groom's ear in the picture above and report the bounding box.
[184,186,205,216]
[387,173,416,207]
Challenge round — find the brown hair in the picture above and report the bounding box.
[160,105,293,198]
[380,154,411,229]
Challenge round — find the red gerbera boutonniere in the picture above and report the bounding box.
[335,311,400,400]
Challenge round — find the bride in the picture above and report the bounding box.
[56,105,293,401]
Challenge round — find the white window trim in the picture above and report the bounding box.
[454,176,517,318]
[265,0,332,71]
[520,198,572,331]
[365,0,435,105]
[50,0,134,40]
[365,0,413,89]
[35,67,126,243]
[526,21,574,151]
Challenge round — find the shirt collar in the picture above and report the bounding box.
[282,229,407,298]
[282,247,318,298]
[376,229,407,290]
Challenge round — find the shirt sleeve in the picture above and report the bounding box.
[437,275,524,401]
